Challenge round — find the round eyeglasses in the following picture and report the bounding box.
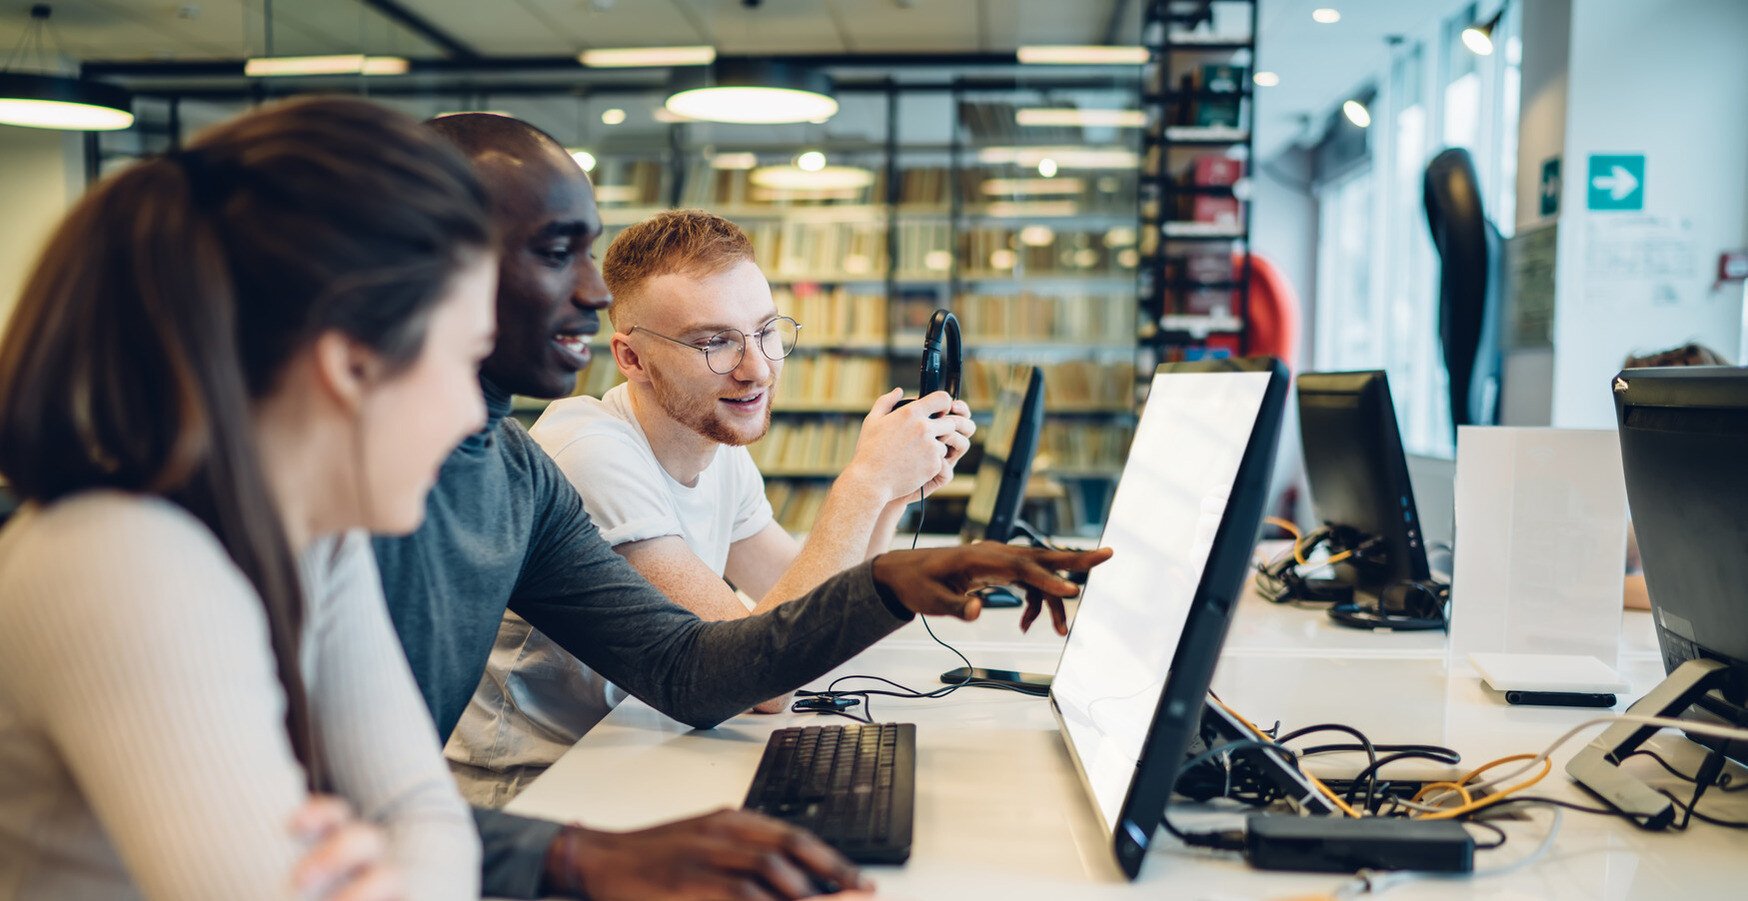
[629,316,801,375]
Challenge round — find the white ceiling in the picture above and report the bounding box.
[0,0,1140,59]
[2,0,1486,160]
[1249,0,1484,157]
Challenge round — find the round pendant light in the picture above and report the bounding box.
[665,60,838,125]
[0,72,133,131]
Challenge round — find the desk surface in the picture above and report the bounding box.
[507,555,1748,900]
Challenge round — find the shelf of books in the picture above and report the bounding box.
[539,85,1144,534]
[1135,0,1259,392]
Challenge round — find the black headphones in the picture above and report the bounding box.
[919,309,962,399]
[1326,580,1449,632]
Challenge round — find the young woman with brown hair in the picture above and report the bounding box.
[0,96,496,898]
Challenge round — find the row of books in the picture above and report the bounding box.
[1038,421,1133,472]
[740,220,890,278]
[774,286,887,345]
[889,293,1133,344]
[748,419,862,473]
[961,359,1134,410]
[765,482,834,533]
[774,355,890,407]
[681,162,887,208]
[958,229,1128,275]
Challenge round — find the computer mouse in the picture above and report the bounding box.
[972,585,1025,608]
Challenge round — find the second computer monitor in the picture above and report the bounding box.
[1296,370,1432,594]
[960,364,1045,543]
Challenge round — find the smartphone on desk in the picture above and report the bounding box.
[940,666,1053,696]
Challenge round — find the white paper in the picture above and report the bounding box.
[1449,427,1628,668]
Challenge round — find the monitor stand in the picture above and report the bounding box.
[1175,697,1341,816]
[1565,657,1739,830]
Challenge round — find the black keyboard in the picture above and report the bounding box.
[742,722,915,864]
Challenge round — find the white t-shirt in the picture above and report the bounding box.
[444,384,774,805]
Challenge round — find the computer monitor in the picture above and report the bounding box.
[1050,356,1288,879]
[1296,370,1432,594]
[960,365,1045,544]
[1567,367,1748,826]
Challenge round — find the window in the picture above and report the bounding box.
[1308,2,1521,458]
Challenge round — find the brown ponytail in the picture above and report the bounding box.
[0,97,492,789]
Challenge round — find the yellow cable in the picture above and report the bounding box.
[1416,758,1552,820]
[1265,516,1355,568]
[1208,695,1363,819]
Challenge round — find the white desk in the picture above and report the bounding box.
[507,561,1748,899]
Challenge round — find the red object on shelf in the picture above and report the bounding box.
[1188,154,1243,186]
[1192,195,1241,226]
[1240,251,1300,370]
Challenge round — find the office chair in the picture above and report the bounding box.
[1423,147,1505,431]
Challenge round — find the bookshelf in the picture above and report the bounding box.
[532,85,1142,535]
[1135,0,1260,390]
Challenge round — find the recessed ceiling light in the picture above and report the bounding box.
[1312,8,1341,24]
[569,149,597,172]
[749,164,873,191]
[1016,45,1148,65]
[600,107,626,125]
[980,177,1085,196]
[579,45,715,68]
[1019,225,1056,247]
[1015,108,1147,128]
[1253,71,1281,87]
[795,150,827,172]
[244,54,407,77]
[1038,158,1059,178]
[1342,99,1371,128]
[710,152,759,170]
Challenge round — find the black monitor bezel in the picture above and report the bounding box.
[1049,355,1289,880]
[1295,370,1433,591]
[960,365,1045,543]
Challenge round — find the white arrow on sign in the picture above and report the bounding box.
[1592,165,1639,201]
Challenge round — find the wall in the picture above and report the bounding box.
[1497,0,1570,426]
[1546,0,1748,427]
[0,127,80,333]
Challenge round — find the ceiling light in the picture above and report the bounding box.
[1312,8,1341,24]
[710,152,759,170]
[749,164,873,191]
[244,54,408,77]
[1019,225,1056,247]
[1342,99,1371,128]
[795,150,827,172]
[0,7,133,131]
[579,45,716,68]
[0,73,133,130]
[1038,158,1058,178]
[1015,108,1146,128]
[1462,8,1505,56]
[924,250,952,271]
[592,185,641,203]
[1104,226,1137,248]
[1016,45,1148,65]
[569,149,597,172]
[989,249,1017,270]
[666,61,837,125]
[600,107,626,125]
[981,177,1084,196]
[984,200,1078,218]
[1253,71,1280,87]
[978,146,1139,170]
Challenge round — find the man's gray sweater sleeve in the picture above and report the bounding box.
[473,806,564,899]
[508,449,912,729]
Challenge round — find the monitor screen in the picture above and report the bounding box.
[961,365,1043,542]
[1297,370,1431,590]
[1051,369,1273,834]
